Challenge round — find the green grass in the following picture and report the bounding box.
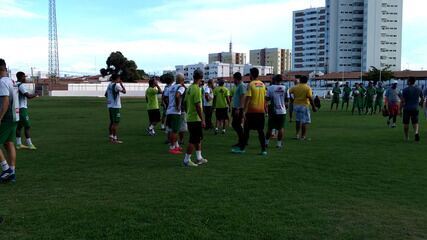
[1,97,427,240]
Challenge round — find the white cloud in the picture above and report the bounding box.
[0,0,44,19]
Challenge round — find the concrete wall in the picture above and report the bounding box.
[50,83,166,97]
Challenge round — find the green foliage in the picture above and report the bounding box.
[137,69,148,79]
[367,66,394,82]
[160,72,174,84]
[101,51,143,82]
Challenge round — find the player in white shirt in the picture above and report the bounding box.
[15,72,38,150]
[166,73,186,154]
[202,80,214,130]
[105,73,126,144]
[161,74,174,131]
[266,75,288,149]
[0,59,20,183]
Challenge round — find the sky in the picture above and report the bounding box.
[0,0,426,75]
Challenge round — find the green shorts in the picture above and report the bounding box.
[109,108,121,124]
[166,114,182,133]
[332,96,340,103]
[18,108,31,128]
[0,122,18,144]
[342,96,350,102]
[268,114,286,130]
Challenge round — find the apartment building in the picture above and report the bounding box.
[249,48,292,74]
[326,0,402,72]
[292,7,327,72]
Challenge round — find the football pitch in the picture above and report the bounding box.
[1,97,426,239]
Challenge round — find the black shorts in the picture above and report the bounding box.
[188,122,203,144]
[268,114,286,130]
[245,113,265,130]
[403,109,419,125]
[216,108,229,121]
[148,109,161,123]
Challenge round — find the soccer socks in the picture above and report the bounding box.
[149,125,154,130]
[10,166,15,174]
[16,138,22,145]
[277,141,283,148]
[196,151,203,160]
[184,154,191,164]
[26,138,33,146]
[265,139,270,145]
[1,160,9,171]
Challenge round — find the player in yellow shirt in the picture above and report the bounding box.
[213,79,231,134]
[232,68,267,155]
[145,78,162,136]
[288,76,317,140]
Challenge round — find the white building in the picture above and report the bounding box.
[362,0,402,71]
[175,62,273,81]
[326,0,402,72]
[292,7,327,73]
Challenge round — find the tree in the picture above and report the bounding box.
[367,66,394,82]
[159,72,174,84]
[100,51,143,82]
[137,69,148,79]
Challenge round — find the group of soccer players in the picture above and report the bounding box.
[0,58,38,184]
[330,81,386,115]
[135,67,317,167]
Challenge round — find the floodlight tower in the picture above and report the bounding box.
[48,0,59,81]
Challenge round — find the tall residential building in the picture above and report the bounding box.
[292,7,327,73]
[362,0,402,71]
[249,48,292,74]
[326,0,402,72]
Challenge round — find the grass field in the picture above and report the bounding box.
[1,97,427,240]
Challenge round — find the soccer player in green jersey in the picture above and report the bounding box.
[15,72,38,150]
[365,81,376,115]
[352,83,363,115]
[145,78,162,136]
[0,59,19,183]
[330,82,341,111]
[374,81,385,113]
[341,82,352,111]
[359,83,367,108]
[183,69,207,167]
[213,79,231,135]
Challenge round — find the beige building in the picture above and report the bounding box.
[208,52,246,65]
[249,48,292,74]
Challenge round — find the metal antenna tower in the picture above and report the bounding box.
[48,0,59,81]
